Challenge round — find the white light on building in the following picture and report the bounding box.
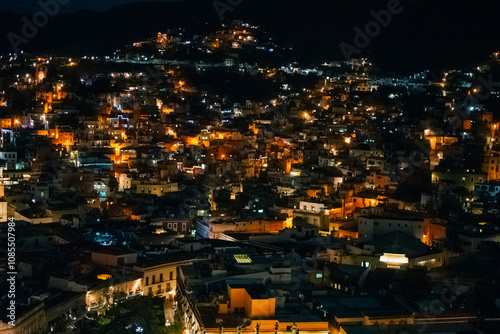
[379,253,408,264]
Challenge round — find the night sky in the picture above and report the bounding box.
[0,0,182,14]
[0,0,498,73]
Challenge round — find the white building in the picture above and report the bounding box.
[358,215,425,243]
[118,173,132,191]
[0,151,17,169]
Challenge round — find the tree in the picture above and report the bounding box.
[166,310,184,334]
[83,296,167,334]
[292,216,307,226]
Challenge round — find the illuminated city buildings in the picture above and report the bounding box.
[0,13,500,334]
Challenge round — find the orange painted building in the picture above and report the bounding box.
[350,194,383,209]
[227,284,275,318]
[0,116,22,129]
[184,135,201,146]
[38,129,75,148]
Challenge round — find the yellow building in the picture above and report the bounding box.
[202,319,329,334]
[227,284,276,318]
[184,135,201,146]
[0,116,22,129]
[197,284,329,334]
[133,181,179,196]
[483,155,500,181]
[339,311,414,334]
[38,129,75,147]
[132,257,195,301]
[425,135,458,151]
[350,193,384,210]
[85,277,142,311]
[177,277,329,334]
[0,302,46,334]
[432,169,486,192]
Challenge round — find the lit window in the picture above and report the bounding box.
[234,254,252,264]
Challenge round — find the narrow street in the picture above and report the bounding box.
[164,299,176,326]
